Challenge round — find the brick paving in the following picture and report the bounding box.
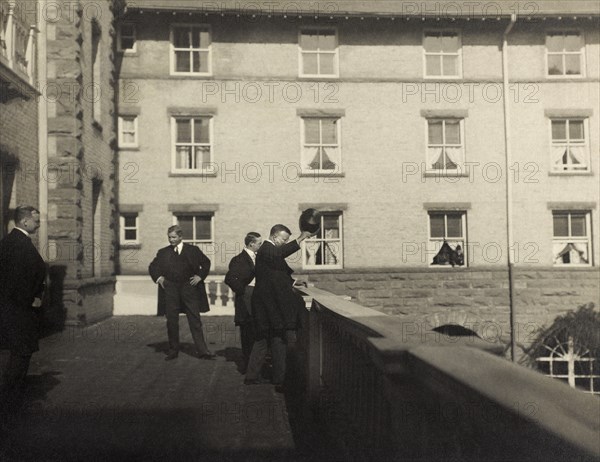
[0,316,313,462]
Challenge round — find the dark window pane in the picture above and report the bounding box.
[321,119,337,144]
[121,37,135,50]
[552,360,568,376]
[428,120,443,144]
[570,215,586,237]
[426,55,441,75]
[551,120,566,141]
[121,24,135,36]
[300,32,318,50]
[547,54,563,75]
[174,28,190,48]
[124,229,137,240]
[194,118,210,143]
[319,54,335,74]
[430,215,445,238]
[445,120,461,144]
[564,33,581,52]
[304,119,320,143]
[323,215,340,237]
[442,56,458,76]
[199,30,210,48]
[318,31,336,51]
[446,214,462,238]
[565,54,581,75]
[302,53,318,74]
[175,51,190,72]
[569,120,584,140]
[192,51,200,72]
[553,214,569,236]
[575,377,592,391]
[124,215,136,227]
[546,33,564,52]
[196,216,212,240]
[177,216,194,239]
[177,119,191,143]
[441,33,459,53]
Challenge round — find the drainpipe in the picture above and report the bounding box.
[502,14,517,361]
[37,7,48,258]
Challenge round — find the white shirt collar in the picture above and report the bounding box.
[174,242,184,253]
[244,247,256,260]
[14,227,30,237]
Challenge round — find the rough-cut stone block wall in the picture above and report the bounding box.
[302,267,600,356]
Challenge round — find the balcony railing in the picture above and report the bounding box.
[0,0,37,87]
[292,286,600,462]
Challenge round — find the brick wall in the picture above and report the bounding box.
[302,267,600,356]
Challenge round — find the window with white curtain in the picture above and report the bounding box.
[550,119,589,173]
[552,211,592,266]
[302,213,343,269]
[426,119,465,173]
[301,117,341,174]
[171,117,212,173]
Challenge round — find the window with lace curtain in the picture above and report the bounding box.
[426,119,465,174]
[552,211,592,266]
[302,212,343,269]
[546,31,584,77]
[301,117,341,174]
[550,119,589,173]
[171,117,212,173]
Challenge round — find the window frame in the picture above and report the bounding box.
[298,26,339,78]
[552,210,592,267]
[425,118,466,175]
[300,116,342,175]
[119,213,139,245]
[118,115,138,148]
[170,116,214,174]
[545,30,585,78]
[302,212,344,270]
[117,23,137,54]
[549,118,590,174]
[169,24,212,76]
[427,211,468,268]
[172,213,215,254]
[423,29,463,79]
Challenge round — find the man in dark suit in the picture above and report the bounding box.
[224,232,262,370]
[149,225,214,361]
[245,224,313,388]
[0,206,46,412]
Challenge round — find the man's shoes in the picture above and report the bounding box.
[164,351,179,361]
[244,377,270,385]
[198,352,216,360]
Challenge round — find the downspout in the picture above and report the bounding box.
[37,8,48,258]
[502,14,517,361]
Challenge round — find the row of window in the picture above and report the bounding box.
[118,115,593,174]
[120,210,594,268]
[118,25,588,79]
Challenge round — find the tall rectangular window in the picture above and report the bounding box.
[171,117,212,173]
[120,213,139,244]
[546,32,584,77]
[174,214,214,255]
[303,213,343,269]
[429,212,466,267]
[91,20,102,123]
[118,116,138,148]
[550,119,589,173]
[118,23,136,53]
[171,25,211,75]
[552,211,592,266]
[301,117,341,173]
[424,31,461,78]
[299,28,338,77]
[427,119,464,172]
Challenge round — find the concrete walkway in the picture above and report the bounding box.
[0,316,313,462]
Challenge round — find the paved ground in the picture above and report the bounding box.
[0,316,318,462]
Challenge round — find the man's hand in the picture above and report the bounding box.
[32,297,42,308]
[297,230,318,243]
[156,276,165,289]
[189,275,202,286]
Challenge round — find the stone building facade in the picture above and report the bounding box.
[44,0,123,325]
[113,1,599,351]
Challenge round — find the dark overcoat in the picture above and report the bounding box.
[0,229,46,355]
[251,240,304,335]
[224,250,254,325]
[148,243,211,315]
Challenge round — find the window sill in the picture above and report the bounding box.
[298,74,339,80]
[168,73,213,78]
[120,243,141,249]
[552,264,593,269]
[303,265,344,271]
[119,145,140,151]
[423,75,463,80]
[548,171,592,176]
[169,171,218,178]
[546,75,584,80]
[299,172,345,178]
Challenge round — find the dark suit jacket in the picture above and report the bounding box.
[224,250,255,325]
[251,240,304,335]
[148,243,211,315]
[0,229,46,355]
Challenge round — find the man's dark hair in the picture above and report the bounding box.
[167,225,183,236]
[14,205,39,224]
[244,232,261,246]
[270,224,291,237]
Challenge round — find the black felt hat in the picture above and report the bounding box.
[299,208,321,233]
